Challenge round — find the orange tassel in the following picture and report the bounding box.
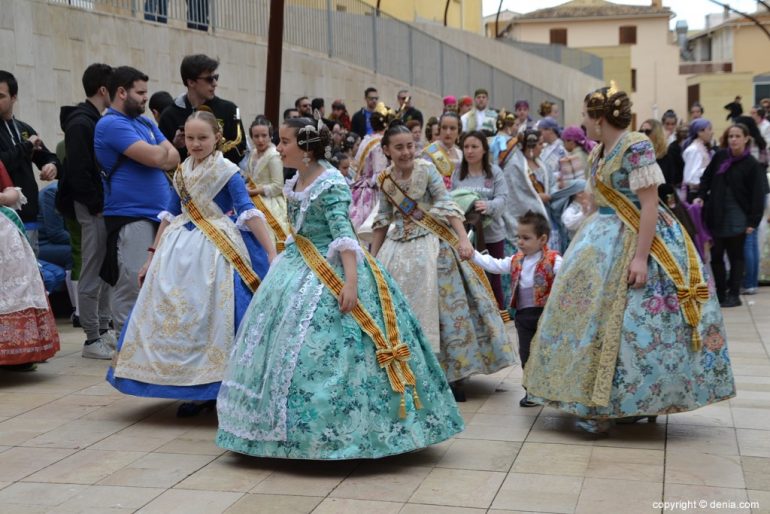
[399,395,407,419]
[412,388,423,410]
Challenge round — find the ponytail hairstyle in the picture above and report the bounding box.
[584,86,633,129]
[186,110,223,152]
[459,130,492,180]
[381,119,412,148]
[250,115,273,138]
[283,117,332,161]
[538,100,555,118]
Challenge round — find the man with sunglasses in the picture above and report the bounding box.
[351,87,379,138]
[158,54,246,164]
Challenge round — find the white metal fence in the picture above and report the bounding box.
[49,0,563,112]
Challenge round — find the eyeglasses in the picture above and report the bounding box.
[196,74,219,84]
[367,96,379,101]
[639,129,652,135]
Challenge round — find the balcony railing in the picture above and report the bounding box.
[680,61,733,74]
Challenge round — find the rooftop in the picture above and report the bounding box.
[514,0,672,22]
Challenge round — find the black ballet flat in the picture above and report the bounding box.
[616,415,658,424]
[0,363,38,372]
[519,394,538,408]
[450,385,467,402]
[176,400,216,418]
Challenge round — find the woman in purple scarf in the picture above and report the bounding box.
[695,123,768,307]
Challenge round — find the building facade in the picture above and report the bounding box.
[684,10,770,135]
[360,0,483,34]
[503,0,687,128]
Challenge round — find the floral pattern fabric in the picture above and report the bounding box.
[523,133,736,419]
[373,163,515,381]
[216,167,464,459]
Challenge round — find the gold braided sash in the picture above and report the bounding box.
[424,143,453,178]
[245,176,287,252]
[355,136,382,178]
[378,173,510,322]
[594,178,708,350]
[289,227,421,419]
[175,169,261,293]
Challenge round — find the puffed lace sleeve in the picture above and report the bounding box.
[157,188,182,223]
[227,173,267,230]
[625,139,665,192]
[321,182,364,264]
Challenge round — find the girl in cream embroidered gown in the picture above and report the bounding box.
[523,133,735,423]
[107,150,271,401]
[371,159,514,384]
[243,121,289,246]
[216,165,463,460]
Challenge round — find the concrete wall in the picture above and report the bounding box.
[581,46,631,92]
[416,23,604,126]
[0,0,442,149]
[510,16,687,127]
[687,72,754,137]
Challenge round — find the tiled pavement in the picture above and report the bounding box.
[0,291,769,513]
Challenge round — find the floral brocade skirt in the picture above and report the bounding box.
[0,307,59,366]
[523,208,736,419]
[377,233,515,383]
[216,242,464,460]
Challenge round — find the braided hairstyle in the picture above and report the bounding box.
[584,87,633,130]
[283,117,332,161]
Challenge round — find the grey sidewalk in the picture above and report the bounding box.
[0,291,768,514]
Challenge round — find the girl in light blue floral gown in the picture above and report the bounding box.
[216,118,463,459]
[523,87,736,434]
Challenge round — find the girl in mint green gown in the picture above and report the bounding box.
[216,118,464,459]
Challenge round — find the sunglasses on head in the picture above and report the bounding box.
[196,74,219,84]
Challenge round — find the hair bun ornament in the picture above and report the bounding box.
[614,99,621,107]
[613,109,620,117]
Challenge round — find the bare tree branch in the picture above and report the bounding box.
[706,0,770,41]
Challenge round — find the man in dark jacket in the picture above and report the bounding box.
[351,87,379,138]
[58,63,116,360]
[0,70,59,254]
[158,54,246,164]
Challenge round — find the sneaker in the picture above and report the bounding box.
[100,330,118,351]
[71,312,81,328]
[82,338,114,360]
[741,287,758,295]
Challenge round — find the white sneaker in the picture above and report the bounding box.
[82,338,114,360]
[100,330,118,351]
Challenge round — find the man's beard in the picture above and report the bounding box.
[125,97,145,118]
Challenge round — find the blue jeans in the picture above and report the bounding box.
[743,230,759,289]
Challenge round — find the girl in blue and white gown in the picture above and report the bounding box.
[107,111,276,416]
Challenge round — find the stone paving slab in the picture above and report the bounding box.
[0,290,768,513]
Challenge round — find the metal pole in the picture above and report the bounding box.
[439,43,445,96]
[326,0,333,58]
[372,7,378,74]
[211,0,216,33]
[408,27,414,86]
[264,0,285,127]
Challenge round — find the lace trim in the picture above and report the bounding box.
[157,211,176,223]
[326,236,364,264]
[235,208,266,230]
[217,270,325,442]
[629,164,665,192]
[283,168,344,231]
